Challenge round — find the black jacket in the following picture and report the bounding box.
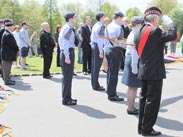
[1,29,19,61]
[81,24,91,49]
[134,23,177,80]
[40,30,55,52]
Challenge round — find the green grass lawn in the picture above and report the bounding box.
[11,50,82,75]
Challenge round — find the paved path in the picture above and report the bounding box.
[0,49,183,137]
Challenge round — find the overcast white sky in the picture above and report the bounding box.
[19,0,183,13]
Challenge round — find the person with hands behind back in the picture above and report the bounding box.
[58,12,77,105]
[134,7,177,136]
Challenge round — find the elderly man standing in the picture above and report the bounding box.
[135,7,177,136]
[40,22,55,79]
[1,19,19,85]
[58,12,77,105]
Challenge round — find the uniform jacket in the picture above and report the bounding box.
[81,24,92,49]
[40,30,55,53]
[134,23,177,80]
[1,29,19,61]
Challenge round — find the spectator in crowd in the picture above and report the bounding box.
[0,19,5,78]
[180,34,183,56]
[40,22,55,79]
[170,32,178,56]
[12,25,21,68]
[19,21,31,71]
[81,16,92,75]
[120,17,130,71]
[54,25,62,67]
[1,19,19,85]
[30,31,39,57]
[102,17,111,73]
[77,22,83,64]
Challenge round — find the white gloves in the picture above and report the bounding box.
[162,15,173,26]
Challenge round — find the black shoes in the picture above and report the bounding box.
[43,75,53,79]
[108,95,124,101]
[83,72,88,75]
[141,129,162,136]
[5,80,15,85]
[94,86,105,91]
[62,99,77,105]
[127,108,139,115]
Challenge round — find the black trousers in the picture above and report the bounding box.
[138,80,163,133]
[91,43,103,89]
[43,48,53,77]
[82,47,92,72]
[105,48,121,96]
[61,48,74,102]
[57,46,61,67]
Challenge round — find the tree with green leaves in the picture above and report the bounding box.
[43,0,62,35]
[148,0,179,15]
[125,7,142,19]
[170,8,183,35]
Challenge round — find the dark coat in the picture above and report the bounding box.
[122,25,130,39]
[1,29,19,61]
[134,23,177,80]
[40,30,55,53]
[81,24,91,49]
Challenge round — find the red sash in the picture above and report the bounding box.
[138,26,153,57]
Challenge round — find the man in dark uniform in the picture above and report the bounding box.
[134,7,177,136]
[40,22,55,79]
[81,16,92,75]
[1,19,19,85]
[58,12,77,105]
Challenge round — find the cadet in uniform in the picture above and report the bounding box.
[104,11,125,101]
[90,12,105,91]
[40,22,55,79]
[58,12,77,105]
[134,7,177,136]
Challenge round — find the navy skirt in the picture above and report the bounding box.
[122,54,141,87]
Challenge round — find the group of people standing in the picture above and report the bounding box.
[59,6,177,136]
[0,6,178,136]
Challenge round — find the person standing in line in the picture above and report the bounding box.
[19,21,31,71]
[134,7,177,136]
[58,12,77,105]
[55,25,62,67]
[104,11,125,101]
[40,22,55,79]
[1,19,19,85]
[81,16,92,75]
[90,12,105,91]
[30,31,39,57]
[122,16,143,115]
[77,22,83,64]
